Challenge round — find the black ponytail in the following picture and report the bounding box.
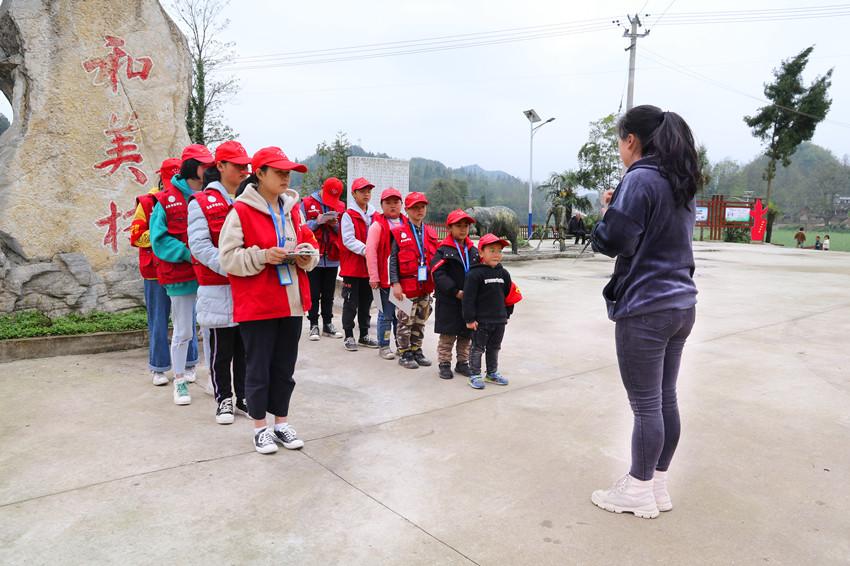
[618,105,701,208]
[203,164,222,187]
[178,158,203,181]
[235,166,267,197]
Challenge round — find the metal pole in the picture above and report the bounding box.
[526,122,534,242]
[623,14,649,112]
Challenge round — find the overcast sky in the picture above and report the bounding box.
[2,0,847,182]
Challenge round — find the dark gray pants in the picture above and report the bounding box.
[239,317,301,420]
[615,307,696,481]
[470,322,506,376]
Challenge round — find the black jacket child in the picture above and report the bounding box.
[431,236,480,335]
[462,263,514,325]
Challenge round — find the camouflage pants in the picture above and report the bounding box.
[437,333,471,364]
[396,294,432,353]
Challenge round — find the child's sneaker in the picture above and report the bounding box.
[235,398,249,417]
[344,337,358,351]
[358,336,380,349]
[272,424,304,450]
[468,375,485,390]
[215,398,234,424]
[398,351,419,369]
[653,470,673,511]
[323,323,343,338]
[438,363,454,380]
[173,379,191,405]
[254,428,278,454]
[453,362,472,377]
[484,372,509,386]
[591,474,659,519]
[184,368,197,383]
[308,325,320,341]
[379,346,395,360]
[412,350,432,366]
[151,371,169,386]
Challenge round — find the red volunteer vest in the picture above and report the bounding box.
[131,192,159,279]
[302,194,344,262]
[227,203,317,323]
[153,185,196,285]
[373,214,400,288]
[339,208,375,278]
[391,220,437,298]
[190,189,232,286]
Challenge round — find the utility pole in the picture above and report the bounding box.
[622,14,649,111]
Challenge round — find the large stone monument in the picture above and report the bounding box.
[0,0,191,315]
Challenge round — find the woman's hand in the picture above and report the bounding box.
[602,189,614,207]
[392,283,404,301]
[466,321,478,330]
[265,247,289,265]
[455,290,464,300]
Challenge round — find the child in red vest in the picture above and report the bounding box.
[129,158,198,386]
[219,147,319,455]
[389,192,438,369]
[339,177,379,352]
[150,145,214,406]
[301,177,346,341]
[430,209,479,380]
[366,188,405,361]
[188,140,251,424]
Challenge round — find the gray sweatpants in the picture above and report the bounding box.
[170,294,197,377]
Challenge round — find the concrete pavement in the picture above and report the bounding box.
[1,242,848,565]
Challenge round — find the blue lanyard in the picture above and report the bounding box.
[267,200,286,247]
[409,219,426,265]
[454,240,470,273]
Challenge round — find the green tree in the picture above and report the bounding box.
[538,171,592,218]
[299,132,352,198]
[744,46,833,242]
[0,112,9,137]
[426,178,468,222]
[576,113,622,195]
[697,145,711,195]
[173,0,239,145]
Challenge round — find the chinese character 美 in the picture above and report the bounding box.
[95,201,135,254]
[82,35,153,93]
[94,113,148,185]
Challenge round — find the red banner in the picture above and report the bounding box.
[751,199,767,241]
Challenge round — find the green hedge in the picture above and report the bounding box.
[0,309,148,340]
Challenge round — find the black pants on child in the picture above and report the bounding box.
[239,317,301,420]
[470,322,506,376]
[308,266,338,328]
[208,326,246,404]
[341,276,373,339]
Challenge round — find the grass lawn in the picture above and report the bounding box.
[0,309,148,340]
[769,228,850,252]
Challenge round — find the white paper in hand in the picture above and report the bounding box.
[372,287,383,314]
[389,292,414,316]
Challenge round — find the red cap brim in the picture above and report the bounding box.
[266,160,308,173]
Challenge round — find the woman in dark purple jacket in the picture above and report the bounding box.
[590,105,701,519]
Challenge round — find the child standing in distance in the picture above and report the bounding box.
[463,234,521,390]
[389,192,438,369]
[366,188,406,360]
[430,209,479,380]
[823,234,831,251]
[339,177,379,351]
[815,235,823,250]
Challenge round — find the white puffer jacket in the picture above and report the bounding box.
[188,182,237,329]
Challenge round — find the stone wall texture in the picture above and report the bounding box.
[0,0,191,316]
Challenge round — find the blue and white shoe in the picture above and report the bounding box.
[484,372,509,386]
[173,379,191,405]
[468,375,485,390]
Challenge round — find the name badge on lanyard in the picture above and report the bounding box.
[411,221,428,282]
[268,200,293,287]
[454,241,470,273]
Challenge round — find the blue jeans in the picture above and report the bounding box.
[615,307,696,481]
[376,287,397,348]
[144,279,198,372]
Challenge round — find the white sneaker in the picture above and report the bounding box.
[654,470,673,511]
[151,371,169,386]
[254,428,278,454]
[591,474,659,519]
[379,346,395,360]
[183,368,197,383]
[173,379,191,405]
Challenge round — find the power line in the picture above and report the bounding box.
[649,0,678,30]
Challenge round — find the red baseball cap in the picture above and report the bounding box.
[215,140,251,165]
[352,177,375,192]
[322,177,344,202]
[156,158,181,175]
[478,233,510,251]
[252,146,308,173]
[181,144,214,165]
[505,281,523,306]
[446,209,475,227]
[380,187,403,202]
[405,192,428,208]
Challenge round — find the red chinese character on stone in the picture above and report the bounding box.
[95,201,135,254]
[94,113,148,185]
[82,35,153,93]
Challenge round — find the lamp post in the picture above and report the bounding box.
[523,109,555,241]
